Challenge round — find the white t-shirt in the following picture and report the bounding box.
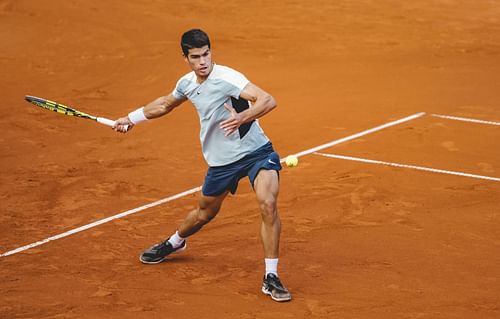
[172,64,270,167]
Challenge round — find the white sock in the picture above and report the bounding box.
[167,231,185,248]
[265,258,279,276]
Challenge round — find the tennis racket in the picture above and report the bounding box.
[25,95,127,129]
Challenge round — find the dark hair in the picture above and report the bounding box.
[181,29,211,56]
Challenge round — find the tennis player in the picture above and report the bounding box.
[113,29,291,302]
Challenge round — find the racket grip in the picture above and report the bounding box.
[97,117,129,131]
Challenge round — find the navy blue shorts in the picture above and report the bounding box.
[202,142,281,196]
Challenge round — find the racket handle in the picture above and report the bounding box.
[97,117,129,131]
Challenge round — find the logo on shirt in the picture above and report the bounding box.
[268,159,277,165]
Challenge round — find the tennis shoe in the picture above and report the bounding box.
[262,273,292,302]
[139,237,186,264]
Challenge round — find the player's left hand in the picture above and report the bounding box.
[220,103,244,136]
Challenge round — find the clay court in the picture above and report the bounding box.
[1,0,499,318]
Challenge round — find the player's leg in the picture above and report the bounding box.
[254,169,281,258]
[253,169,291,302]
[140,191,228,264]
[178,191,229,237]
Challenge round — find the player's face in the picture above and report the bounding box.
[184,45,213,79]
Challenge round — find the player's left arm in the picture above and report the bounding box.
[219,82,277,136]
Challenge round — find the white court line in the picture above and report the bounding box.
[432,114,500,126]
[291,112,426,158]
[315,152,500,182]
[1,112,424,257]
[0,186,202,257]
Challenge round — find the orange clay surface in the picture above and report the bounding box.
[1,1,499,318]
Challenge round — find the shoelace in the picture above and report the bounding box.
[268,276,284,288]
[152,241,169,251]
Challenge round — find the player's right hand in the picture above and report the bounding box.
[113,117,134,133]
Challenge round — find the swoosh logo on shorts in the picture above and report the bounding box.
[268,159,277,165]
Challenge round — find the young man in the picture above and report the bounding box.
[113,29,291,302]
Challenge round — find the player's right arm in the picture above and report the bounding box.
[113,93,186,133]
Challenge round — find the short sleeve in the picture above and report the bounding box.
[172,77,187,99]
[220,67,250,99]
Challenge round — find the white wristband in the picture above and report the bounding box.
[128,107,148,124]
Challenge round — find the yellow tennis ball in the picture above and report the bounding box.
[285,155,298,167]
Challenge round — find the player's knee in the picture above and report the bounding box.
[259,197,277,219]
[197,205,220,225]
[195,210,212,225]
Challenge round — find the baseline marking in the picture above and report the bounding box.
[432,114,500,126]
[1,112,424,257]
[315,152,500,182]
